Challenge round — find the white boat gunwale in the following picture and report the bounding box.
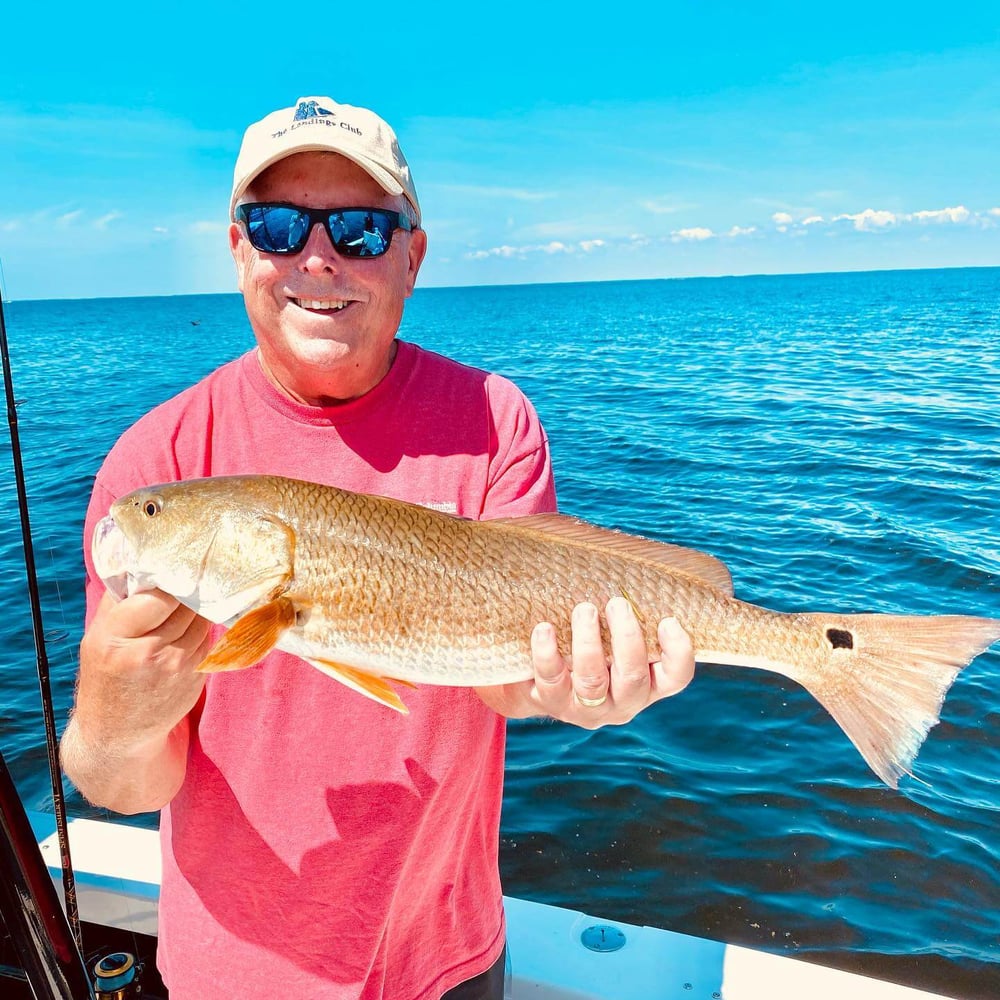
[28,810,956,1000]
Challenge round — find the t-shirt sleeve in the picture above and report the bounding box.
[480,375,557,519]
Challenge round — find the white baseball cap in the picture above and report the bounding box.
[230,96,420,223]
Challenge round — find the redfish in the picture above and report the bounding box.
[91,475,1000,787]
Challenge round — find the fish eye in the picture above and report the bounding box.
[142,498,162,518]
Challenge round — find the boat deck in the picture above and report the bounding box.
[28,811,955,1000]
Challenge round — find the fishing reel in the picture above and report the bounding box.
[92,951,143,998]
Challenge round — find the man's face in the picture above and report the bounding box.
[230,151,426,404]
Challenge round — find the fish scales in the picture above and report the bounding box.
[93,474,1000,787]
[279,477,773,682]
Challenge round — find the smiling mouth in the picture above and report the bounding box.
[292,298,350,312]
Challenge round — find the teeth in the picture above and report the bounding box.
[295,298,348,311]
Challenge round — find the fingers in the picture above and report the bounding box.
[651,616,696,698]
[568,597,654,721]
[524,598,695,728]
[569,603,610,709]
[104,588,210,650]
[530,621,571,700]
[478,617,577,719]
[87,588,213,676]
[605,596,654,711]
[105,588,190,638]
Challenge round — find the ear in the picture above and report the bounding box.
[404,228,428,298]
[230,222,250,293]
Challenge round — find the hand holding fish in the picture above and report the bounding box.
[477,598,695,726]
[80,588,212,735]
[61,589,213,813]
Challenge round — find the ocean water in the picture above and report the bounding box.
[1,267,998,997]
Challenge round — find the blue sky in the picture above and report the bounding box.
[1,2,997,300]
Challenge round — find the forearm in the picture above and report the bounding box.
[60,713,190,815]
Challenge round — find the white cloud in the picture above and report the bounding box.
[462,200,996,261]
[771,211,793,233]
[57,209,83,226]
[671,227,714,242]
[466,245,521,260]
[153,226,169,234]
[907,205,970,224]
[94,211,121,229]
[463,237,612,260]
[833,208,898,231]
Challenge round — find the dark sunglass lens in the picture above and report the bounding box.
[328,210,395,257]
[286,210,311,250]
[246,205,310,253]
[328,212,353,247]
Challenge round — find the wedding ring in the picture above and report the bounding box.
[577,694,608,708]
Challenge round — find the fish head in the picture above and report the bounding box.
[92,514,142,601]
[95,477,295,625]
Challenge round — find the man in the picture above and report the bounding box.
[61,96,695,999]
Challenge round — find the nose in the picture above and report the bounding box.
[296,218,342,274]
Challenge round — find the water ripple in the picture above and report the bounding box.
[2,269,999,996]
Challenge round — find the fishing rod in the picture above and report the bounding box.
[0,747,95,998]
[0,291,83,953]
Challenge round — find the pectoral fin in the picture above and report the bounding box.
[305,658,414,714]
[197,597,297,672]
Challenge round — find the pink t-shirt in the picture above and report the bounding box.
[83,341,556,999]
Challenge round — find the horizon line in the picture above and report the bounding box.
[2,261,998,305]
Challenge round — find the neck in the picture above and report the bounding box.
[256,341,398,406]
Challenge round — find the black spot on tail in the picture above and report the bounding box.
[827,628,854,650]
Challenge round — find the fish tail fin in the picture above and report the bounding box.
[796,613,1000,788]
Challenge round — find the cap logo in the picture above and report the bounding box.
[293,100,335,121]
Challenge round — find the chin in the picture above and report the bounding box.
[285,329,359,363]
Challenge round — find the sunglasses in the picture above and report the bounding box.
[235,202,415,258]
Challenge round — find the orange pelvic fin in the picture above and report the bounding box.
[197,597,296,672]
[306,658,413,714]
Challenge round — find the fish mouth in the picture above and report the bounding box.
[92,515,138,601]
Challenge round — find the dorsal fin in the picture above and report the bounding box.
[490,512,734,595]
